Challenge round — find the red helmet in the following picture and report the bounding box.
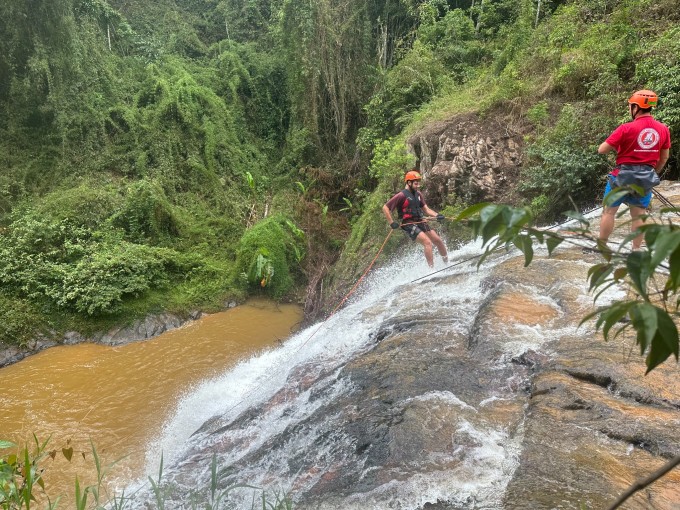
[404,170,421,182]
[628,90,658,109]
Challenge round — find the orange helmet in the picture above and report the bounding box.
[404,170,421,182]
[628,90,658,109]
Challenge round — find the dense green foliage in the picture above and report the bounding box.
[235,214,305,298]
[1,0,679,345]
[520,104,608,216]
[336,0,680,287]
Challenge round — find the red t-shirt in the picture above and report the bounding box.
[605,115,671,167]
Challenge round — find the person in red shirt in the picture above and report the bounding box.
[597,89,671,251]
[382,170,448,267]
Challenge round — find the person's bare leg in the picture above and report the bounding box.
[629,206,646,250]
[425,230,448,263]
[416,232,434,267]
[599,206,620,246]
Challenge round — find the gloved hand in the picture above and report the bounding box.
[390,221,400,229]
[436,214,445,223]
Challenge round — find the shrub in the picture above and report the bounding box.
[235,215,305,299]
[0,172,25,217]
[537,8,636,99]
[380,41,454,130]
[275,127,318,174]
[0,295,46,346]
[368,138,415,181]
[519,103,608,219]
[26,181,122,229]
[635,26,680,137]
[111,179,180,243]
[54,241,177,315]
[0,200,186,315]
[526,101,549,131]
[419,8,489,81]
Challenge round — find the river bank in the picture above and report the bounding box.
[0,300,241,368]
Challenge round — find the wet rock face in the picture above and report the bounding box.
[142,245,680,509]
[407,113,525,206]
[184,273,536,509]
[496,256,680,509]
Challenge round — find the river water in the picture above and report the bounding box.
[0,299,302,504]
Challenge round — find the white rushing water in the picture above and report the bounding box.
[145,240,490,469]
[132,212,618,509]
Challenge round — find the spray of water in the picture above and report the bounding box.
[131,224,619,508]
[145,241,482,471]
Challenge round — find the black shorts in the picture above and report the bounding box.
[401,221,431,240]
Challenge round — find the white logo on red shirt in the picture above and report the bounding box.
[637,128,660,150]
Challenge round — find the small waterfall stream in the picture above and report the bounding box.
[147,242,501,467]
[129,225,680,509]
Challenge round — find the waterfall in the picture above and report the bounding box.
[127,223,631,509]
[145,243,486,458]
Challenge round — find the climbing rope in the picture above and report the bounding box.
[652,188,680,216]
[196,214,498,421]
[408,250,497,284]
[105,194,679,502]
[303,227,395,341]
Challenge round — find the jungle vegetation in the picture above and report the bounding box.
[1,0,679,346]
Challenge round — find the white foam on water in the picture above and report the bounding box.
[145,239,494,473]
[133,234,584,508]
[497,323,581,360]
[327,420,520,510]
[407,390,478,412]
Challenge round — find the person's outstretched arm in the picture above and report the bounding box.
[382,204,394,224]
[422,204,439,218]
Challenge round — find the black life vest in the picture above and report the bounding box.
[398,188,424,223]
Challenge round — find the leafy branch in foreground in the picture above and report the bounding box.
[1,436,58,510]
[456,192,680,373]
[0,437,128,510]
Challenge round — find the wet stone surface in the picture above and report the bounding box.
[134,233,680,509]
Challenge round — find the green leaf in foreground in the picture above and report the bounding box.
[629,303,679,373]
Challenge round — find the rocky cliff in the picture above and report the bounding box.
[407,112,526,207]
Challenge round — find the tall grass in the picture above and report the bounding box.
[0,439,293,510]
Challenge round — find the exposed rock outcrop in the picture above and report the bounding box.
[407,113,526,206]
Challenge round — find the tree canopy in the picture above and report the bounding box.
[1,0,679,357]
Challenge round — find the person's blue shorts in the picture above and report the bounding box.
[603,174,652,208]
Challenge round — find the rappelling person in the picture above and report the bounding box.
[382,170,448,268]
[596,89,671,251]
